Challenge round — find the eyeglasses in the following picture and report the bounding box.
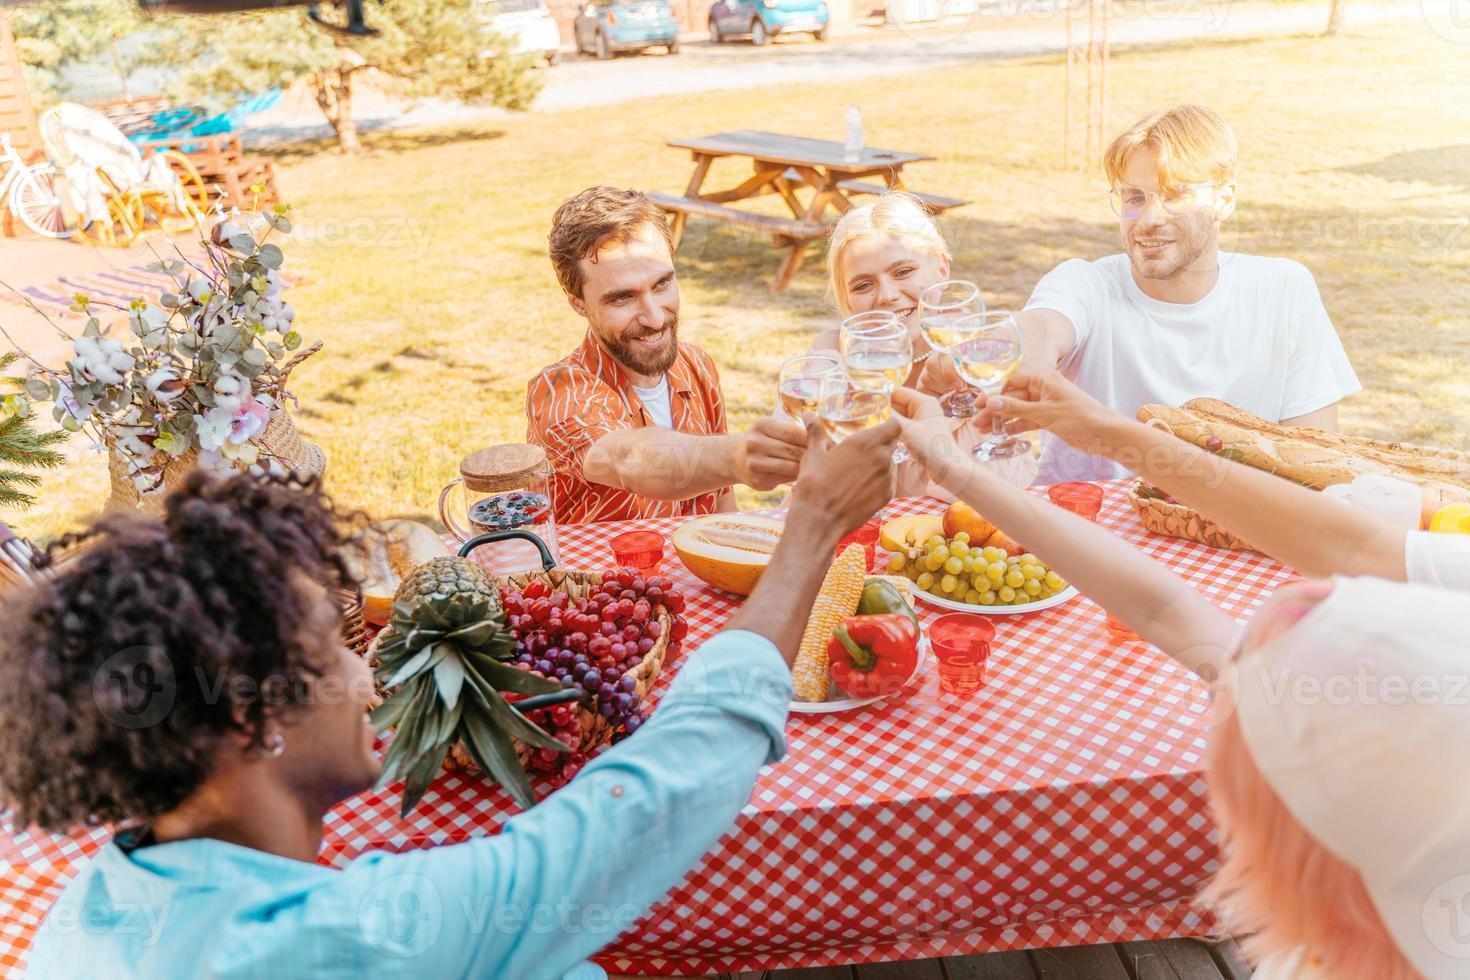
[1108,182,1219,220]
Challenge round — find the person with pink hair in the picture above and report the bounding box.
[891,385,1470,979]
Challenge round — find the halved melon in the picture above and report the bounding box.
[879,514,944,554]
[343,520,453,626]
[671,514,785,596]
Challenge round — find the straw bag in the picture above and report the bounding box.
[1127,484,1256,552]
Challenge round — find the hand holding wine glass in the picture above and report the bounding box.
[945,311,1030,462]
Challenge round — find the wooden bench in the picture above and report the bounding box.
[835,178,969,212]
[648,191,828,290]
[138,134,279,210]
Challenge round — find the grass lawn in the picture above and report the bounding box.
[11,19,1470,539]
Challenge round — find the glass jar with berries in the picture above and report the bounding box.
[438,443,559,573]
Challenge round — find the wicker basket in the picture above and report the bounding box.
[106,409,326,514]
[367,565,673,776]
[1127,484,1256,552]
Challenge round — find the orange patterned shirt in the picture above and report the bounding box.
[526,331,729,524]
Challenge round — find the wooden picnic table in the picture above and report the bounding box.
[652,129,969,291]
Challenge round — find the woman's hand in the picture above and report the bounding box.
[915,352,966,399]
[889,388,965,480]
[977,370,1116,451]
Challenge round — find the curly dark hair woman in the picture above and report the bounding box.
[0,470,369,835]
[6,419,898,980]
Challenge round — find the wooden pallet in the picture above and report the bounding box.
[720,938,1253,980]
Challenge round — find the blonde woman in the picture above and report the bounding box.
[810,191,951,388]
[811,192,1036,488]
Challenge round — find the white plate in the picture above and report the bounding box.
[790,638,929,714]
[913,584,1080,615]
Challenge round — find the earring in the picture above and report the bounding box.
[263,731,286,758]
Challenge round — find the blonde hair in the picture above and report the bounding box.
[827,192,950,318]
[1203,710,1418,980]
[1104,104,1237,192]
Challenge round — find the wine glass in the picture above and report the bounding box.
[944,311,1030,462]
[917,279,986,419]
[815,372,893,443]
[837,321,912,464]
[777,353,842,421]
[839,317,913,393]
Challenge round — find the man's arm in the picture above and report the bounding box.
[345,420,899,978]
[1016,308,1076,373]
[583,416,806,500]
[1281,402,1338,432]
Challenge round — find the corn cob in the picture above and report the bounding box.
[792,543,867,701]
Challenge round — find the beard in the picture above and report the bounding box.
[1123,214,1214,281]
[601,314,680,378]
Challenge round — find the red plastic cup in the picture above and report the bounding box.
[929,613,996,696]
[1104,610,1141,643]
[609,530,665,575]
[835,518,881,571]
[1048,482,1105,522]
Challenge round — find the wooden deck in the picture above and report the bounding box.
[725,938,1253,980]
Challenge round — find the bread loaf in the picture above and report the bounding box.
[1135,400,1470,498]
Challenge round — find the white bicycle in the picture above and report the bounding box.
[0,132,71,238]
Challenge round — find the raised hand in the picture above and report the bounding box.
[977,370,1115,450]
[788,413,897,537]
[889,387,963,478]
[736,416,808,490]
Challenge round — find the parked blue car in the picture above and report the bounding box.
[708,0,828,45]
[574,0,680,59]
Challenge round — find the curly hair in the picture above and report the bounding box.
[0,471,359,834]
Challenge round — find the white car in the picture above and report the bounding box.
[478,0,564,65]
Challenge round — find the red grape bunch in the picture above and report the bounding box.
[502,570,687,787]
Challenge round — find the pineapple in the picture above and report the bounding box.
[373,556,567,815]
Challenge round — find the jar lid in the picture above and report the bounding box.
[460,444,549,494]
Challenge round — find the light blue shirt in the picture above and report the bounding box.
[27,630,792,979]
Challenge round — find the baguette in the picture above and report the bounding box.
[1182,398,1470,488]
[1137,400,1470,503]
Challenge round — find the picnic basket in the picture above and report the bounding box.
[366,530,673,776]
[1127,483,1256,552]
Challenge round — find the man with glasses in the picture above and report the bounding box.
[1014,104,1360,484]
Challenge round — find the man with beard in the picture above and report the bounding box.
[1003,105,1360,484]
[528,187,808,524]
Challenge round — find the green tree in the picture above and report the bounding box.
[141,0,542,153]
[0,354,67,511]
[10,0,147,107]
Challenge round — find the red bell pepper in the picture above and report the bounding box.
[827,613,920,699]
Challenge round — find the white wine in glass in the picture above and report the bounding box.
[917,279,985,419]
[945,312,1030,462]
[777,354,841,420]
[819,386,892,441]
[844,349,910,391]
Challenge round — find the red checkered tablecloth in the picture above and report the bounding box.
[0,483,1291,977]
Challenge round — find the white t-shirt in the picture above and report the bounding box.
[631,376,673,429]
[1405,531,1470,590]
[1025,252,1362,485]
